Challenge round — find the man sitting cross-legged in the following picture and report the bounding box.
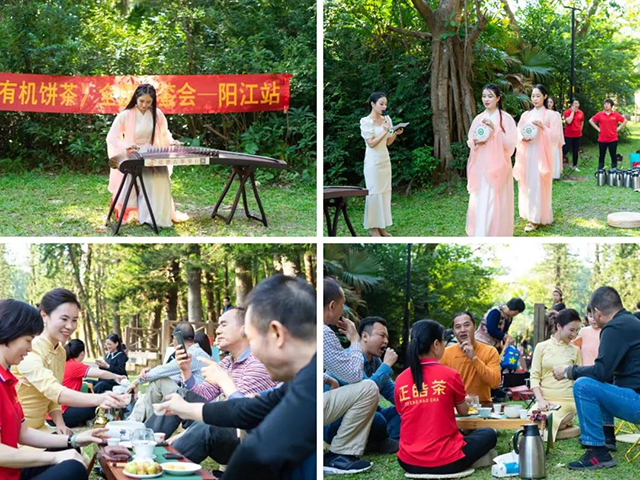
[324,316,400,453]
[553,286,640,471]
[127,322,209,422]
[145,307,276,467]
[441,312,501,406]
[160,274,317,479]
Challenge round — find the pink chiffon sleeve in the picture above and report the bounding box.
[466,114,483,151]
[500,113,517,158]
[106,111,128,159]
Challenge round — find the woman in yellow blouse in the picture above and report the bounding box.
[529,308,582,441]
[14,288,127,433]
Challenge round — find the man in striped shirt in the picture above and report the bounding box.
[146,308,276,466]
[323,278,379,475]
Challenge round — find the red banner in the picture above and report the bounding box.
[0,73,292,114]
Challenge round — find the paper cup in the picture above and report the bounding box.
[152,403,166,416]
[519,409,529,420]
[153,432,166,443]
[492,403,502,414]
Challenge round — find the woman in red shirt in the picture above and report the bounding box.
[395,319,497,475]
[563,99,584,170]
[0,300,107,480]
[589,98,627,170]
[62,339,127,428]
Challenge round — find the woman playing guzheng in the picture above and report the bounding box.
[513,84,561,233]
[465,84,517,237]
[106,83,188,227]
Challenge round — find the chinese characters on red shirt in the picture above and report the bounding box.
[398,379,448,406]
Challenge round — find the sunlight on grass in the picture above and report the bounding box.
[327,122,640,237]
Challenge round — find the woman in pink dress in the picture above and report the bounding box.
[514,84,562,232]
[465,84,517,237]
[106,84,188,228]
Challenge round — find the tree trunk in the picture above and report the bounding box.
[204,272,216,323]
[223,259,229,296]
[166,259,180,321]
[409,0,485,168]
[112,302,121,339]
[186,245,203,323]
[304,252,315,287]
[234,257,253,306]
[67,245,105,357]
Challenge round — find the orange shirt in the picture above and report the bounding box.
[441,341,501,404]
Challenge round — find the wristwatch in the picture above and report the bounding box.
[564,367,570,379]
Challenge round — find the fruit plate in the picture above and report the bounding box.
[161,462,202,476]
[123,470,162,479]
[521,123,538,140]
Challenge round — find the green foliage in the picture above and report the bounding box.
[0,0,316,181]
[408,145,438,187]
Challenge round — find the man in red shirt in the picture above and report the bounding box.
[562,99,584,171]
[589,98,627,170]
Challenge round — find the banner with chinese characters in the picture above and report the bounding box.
[0,73,292,114]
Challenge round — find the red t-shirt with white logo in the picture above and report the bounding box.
[563,109,584,138]
[591,111,625,143]
[62,359,90,413]
[395,358,467,468]
[0,365,25,480]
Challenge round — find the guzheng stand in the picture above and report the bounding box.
[105,151,159,236]
[106,147,287,235]
[211,165,268,227]
[323,186,368,237]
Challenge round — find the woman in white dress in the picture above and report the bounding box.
[465,84,517,237]
[547,97,565,180]
[513,84,562,232]
[106,84,188,228]
[360,92,404,236]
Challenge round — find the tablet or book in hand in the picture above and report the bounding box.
[391,122,409,133]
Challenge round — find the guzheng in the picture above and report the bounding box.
[108,146,288,171]
[106,146,288,235]
[323,186,368,237]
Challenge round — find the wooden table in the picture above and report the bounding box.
[323,186,368,236]
[98,444,217,480]
[456,414,553,451]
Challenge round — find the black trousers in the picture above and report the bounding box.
[562,136,581,167]
[398,427,497,475]
[20,459,88,480]
[598,141,618,170]
[92,379,117,393]
[63,406,96,428]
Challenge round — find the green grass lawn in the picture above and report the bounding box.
[0,168,316,237]
[340,416,639,480]
[326,122,640,237]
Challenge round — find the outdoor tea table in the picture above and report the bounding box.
[98,444,217,480]
[456,413,553,451]
[323,186,368,236]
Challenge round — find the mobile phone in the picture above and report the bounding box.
[164,453,184,460]
[174,330,187,353]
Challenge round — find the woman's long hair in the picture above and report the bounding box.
[482,83,505,133]
[408,319,445,393]
[124,84,158,145]
[195,331,212,357]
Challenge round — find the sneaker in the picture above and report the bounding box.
[323,452,372,475]
[365,438,399,454]
[567,447,616,470]
[573,167,580,172]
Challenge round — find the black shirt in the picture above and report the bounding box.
[202,354,316,480]
[102,351,127,376]
[551,302,566,312]
[571,310,640,392]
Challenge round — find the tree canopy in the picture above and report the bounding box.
[324,0,640,185]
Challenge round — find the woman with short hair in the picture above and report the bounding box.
[589,98,627,171]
